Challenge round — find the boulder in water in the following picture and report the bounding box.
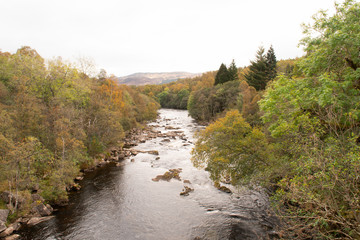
[147,150,159,155]
[180,186,194,196]
[152,169,182,182]
[4,234,20,240]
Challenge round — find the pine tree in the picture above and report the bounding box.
[228,59,239,81]
[245,46,277,91]
[245,46,268,90]
[265,45,277,80]
[214,63,230,85]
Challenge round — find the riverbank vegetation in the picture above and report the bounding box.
[0,48,159,218]
[191,0,360,238]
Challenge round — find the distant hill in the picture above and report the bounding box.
[117,72,200,86]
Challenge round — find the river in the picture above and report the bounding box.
[19,109,277,240]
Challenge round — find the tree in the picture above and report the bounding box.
[228,59,239,82]
[214,63,230,85]
[245,46,277,90]
[299,0,360,88]
[192,110,271,184]
[265,45,277,80]
[259,1,360,238]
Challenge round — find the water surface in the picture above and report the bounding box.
[20,109,276,240]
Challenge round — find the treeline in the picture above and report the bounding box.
[137,71,216,109]
[0,47,159,214]
[192,0,360,239]
[138,47,288,126]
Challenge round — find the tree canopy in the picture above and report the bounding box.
[192,1,360,238]
[245,46,277,90]
[0,47,159,214]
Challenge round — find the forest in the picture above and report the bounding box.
[141,0,360,238]
[195,1,360,239]
[1,0,359,239]
[0,48,159,220]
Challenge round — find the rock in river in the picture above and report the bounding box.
[152,169,182,182]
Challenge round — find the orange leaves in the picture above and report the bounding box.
[100,78,125,111]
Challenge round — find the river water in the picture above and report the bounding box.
[20,109,277,240]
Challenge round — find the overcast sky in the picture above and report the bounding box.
[1,0,337,77]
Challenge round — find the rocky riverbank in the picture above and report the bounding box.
[0,122,192,239]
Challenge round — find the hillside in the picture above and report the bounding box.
[117,72,200,85]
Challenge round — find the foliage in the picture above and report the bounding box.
[214,60,239,86]
[188,80,261,124]
[228,59,240,82]
[258,1,360,238]
[138,71,216,109]
[299,0,360,83]
[191,110,272,184]
[245,46,277,90]
[190,1,360,238]
[214,63,230,85]
[0,47,159,212]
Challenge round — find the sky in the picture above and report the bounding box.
[1,0,338,77]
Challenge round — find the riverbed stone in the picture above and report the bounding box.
[31,193,44,202]
[152,169,182,182]
[147,150,159,155]
[0,221,6,233]
[218,186,232,194]
[117,153,125,161]
[27,216,54,226]
[75,176,84,181]
[180,186,194,196]
[32,203,53,216]
[0,225,14,238]
[4,234,20,240]
[0,209,9,222]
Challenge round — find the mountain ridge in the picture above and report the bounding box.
[117,72,200,85]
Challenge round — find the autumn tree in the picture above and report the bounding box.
[0,46,160,212]
[192,110,271,184]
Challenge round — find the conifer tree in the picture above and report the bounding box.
[245,46,277,91]
[214,63,230,85]
[265,45,277,80]
[228,59,239,81]
[245,46,268,90]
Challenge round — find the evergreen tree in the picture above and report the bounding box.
[265,45,277,80]
[245,46,277,91]
[214,63,230,85]
[228,59,239,81]
[244,46,268,90]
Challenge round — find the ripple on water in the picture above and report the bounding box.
[19,109,277,240]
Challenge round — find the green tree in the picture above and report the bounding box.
[245,46,277,90]
[214,63,230,85]
[192,110,271,184]
[259,1,360,238]
[228,59,239,81]
[265,45,277,80]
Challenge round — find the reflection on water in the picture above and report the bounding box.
[20,109,277,240]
